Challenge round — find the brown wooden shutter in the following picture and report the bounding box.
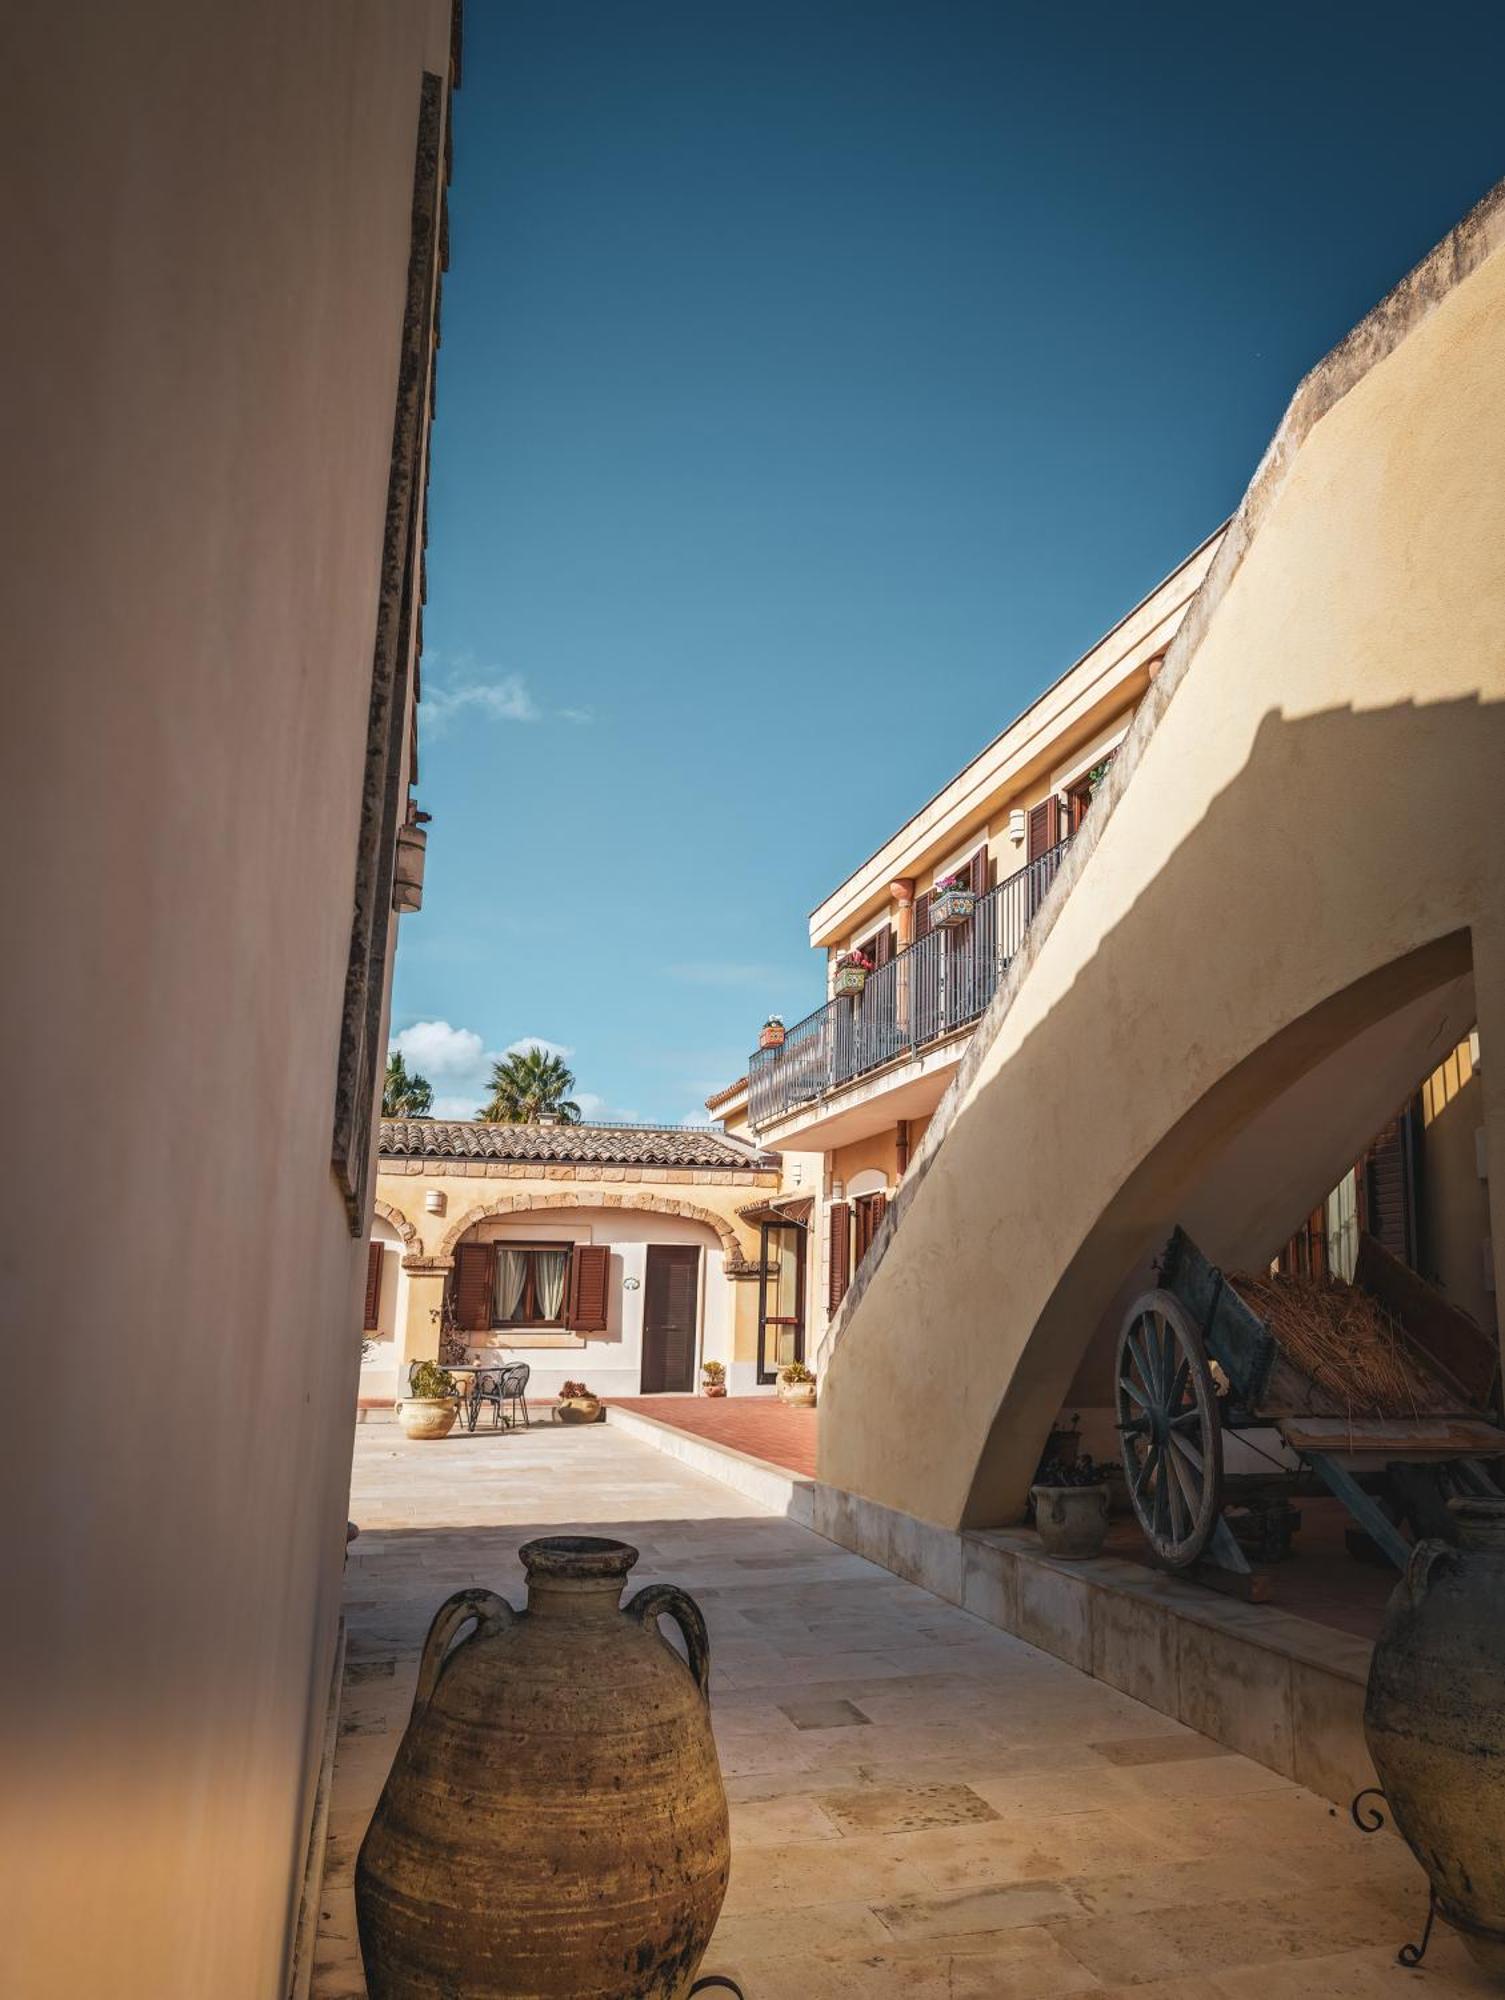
[854,1192,887,1264]
[454,1241,494,1331]
[914,891,931,941]
[566,1244,611,1333]
[1027,798,1058,861]
[827,1202,851,1314]
[1364,1111,1418,1268]
[363,1241,384,1330]
[968,847,989,896]
[874,924,893,967]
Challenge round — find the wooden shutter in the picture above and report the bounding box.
[827,1202,851,1314]
[566,1243,611,1333]
[854,1192,887,1265]
[967,847,989,896]
[873,924,893,967]
[363,1241,384,1330]
[914,892,931,941]
[1364,1112,1418,1268]
[454,1241,494,1331]
[1027,798,1058,861]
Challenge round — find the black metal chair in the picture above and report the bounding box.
[497,1361,531,1430]
[467,1360,531,1432]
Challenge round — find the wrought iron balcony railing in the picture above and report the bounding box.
[747,839,1071,1131]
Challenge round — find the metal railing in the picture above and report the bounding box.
[747,840,1071,1130]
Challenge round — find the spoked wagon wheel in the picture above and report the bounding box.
[1116,1289,1223,1568]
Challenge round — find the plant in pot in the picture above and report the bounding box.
[832,948,873,999]
[758,1015,786,1051]
[777,1361,817,1408]
[399,1359,460,1441]
[929,869,977,930]
[556,1379,602,1425]
[1029,1450,1111,1560]
[701,1360,728,1398]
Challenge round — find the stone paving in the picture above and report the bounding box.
[314,1418,1493,1997]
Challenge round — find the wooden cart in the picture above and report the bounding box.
[1116,1227,1504,1575]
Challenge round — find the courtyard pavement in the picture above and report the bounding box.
[314,1419,1493,1997]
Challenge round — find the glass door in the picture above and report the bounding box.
[757,1220,807,1384]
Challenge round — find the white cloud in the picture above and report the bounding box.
[505,1036,575,1062]
[575,1090,642,1124]
[431,1091,483,1120]
[391,1019,488,1084]
[422,671,541,737]
[557,706,594,725]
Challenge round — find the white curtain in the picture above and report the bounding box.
[535,1249,569,1322]
[495,1248,529,1323]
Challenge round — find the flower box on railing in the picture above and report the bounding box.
[929,885,976,930]
[758,1019,786,1050]
[832,964,868,999]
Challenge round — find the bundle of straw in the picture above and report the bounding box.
[1227,1270,1434,1420]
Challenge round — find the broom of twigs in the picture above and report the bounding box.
[1227,1270,1429,1423]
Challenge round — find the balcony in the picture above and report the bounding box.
[749,840,1071,1133]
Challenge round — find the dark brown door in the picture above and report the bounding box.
[641,1245,701,1393]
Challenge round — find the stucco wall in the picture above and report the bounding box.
[819,185,1505,1531]
[3,5,453,1996]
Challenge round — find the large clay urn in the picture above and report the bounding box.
[1364,1498,1505,1980]
[356,1536,730,1998]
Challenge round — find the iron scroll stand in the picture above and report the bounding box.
[689,1979,745,1995]
[1350,1788,1439,1966]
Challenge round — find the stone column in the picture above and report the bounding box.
[890,877,916,951]
[397,1258,453,1377]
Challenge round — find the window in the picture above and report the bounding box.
[494,1244,573,1327]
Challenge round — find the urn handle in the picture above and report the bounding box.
[626,1583,712,1700]
[1403,1538,1455,1609]
[411,1587,516,1721]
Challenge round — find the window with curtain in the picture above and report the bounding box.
[493,1243,573,1327]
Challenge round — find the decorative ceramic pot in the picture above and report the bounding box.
[555,1394,602,1425]
[930,886,976,930]
[397,1397,458,1441]
[1365,1498,1505,1978]
[758,1024,786,1050]
[832,965,868,998]
[779,1379,816,1409]
[702,1382,728,1398]
[1030,1484,1110,1560]
[357,1538,729,1998]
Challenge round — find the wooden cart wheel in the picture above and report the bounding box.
[1115,1288,1224,1568]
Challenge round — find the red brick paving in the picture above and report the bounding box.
[607,1395,818,1478]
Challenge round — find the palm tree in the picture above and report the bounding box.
[383,1049,434,1118]
[478,1047,582,1124]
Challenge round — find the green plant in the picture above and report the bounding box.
[409,1360,457,1400]
[477,1046,582,1124]
[1033,1451,1109,1488]
[701,1360,726,1382]
[779,1361,815,1385]
[383,1049,434,1118]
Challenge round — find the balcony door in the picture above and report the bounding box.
[640,1244,700,1394]
[757,1220,807,1383]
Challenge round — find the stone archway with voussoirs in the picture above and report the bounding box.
[373,1198,421,1256]
[436,1190,757,1274]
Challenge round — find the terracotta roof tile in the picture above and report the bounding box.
[378,1119,775,1171]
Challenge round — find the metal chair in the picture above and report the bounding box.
[497,1362,531,1430]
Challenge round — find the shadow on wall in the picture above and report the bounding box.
[821,689,1505,1530]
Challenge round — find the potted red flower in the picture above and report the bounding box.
[833,948,874,999]
[758,1015,786,1050]
[929,870,977,930]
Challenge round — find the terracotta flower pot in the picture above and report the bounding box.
[1030,1484,1110,1560]
[779,1380,816,1409]
[1365,1499,1505,1977]
[555,1395,602,1425]
[356,1537,730,1998]
[397,1397,458,1441]
[702,1382,728,1398]
[758,1024,785,1050]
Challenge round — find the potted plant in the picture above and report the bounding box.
[555,1379,602,1425]
[399,1359,460,1441]
[701,1360,728,1398]
[777,1361,817,1408]
[832,949,873,999]
[1029,1451,1111,1560]
[929,870,977,930]
[758,1015,786,1051]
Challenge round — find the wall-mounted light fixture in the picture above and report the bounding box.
[1007,808,1027,845]
[424,1189,447,1216]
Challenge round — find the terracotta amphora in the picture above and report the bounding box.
[356,1537,729,1998]
[1364,1497,1505,1980]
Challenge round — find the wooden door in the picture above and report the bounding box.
[641,1245,701,1393]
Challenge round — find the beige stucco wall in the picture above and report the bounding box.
[819,187,1505,1531]
[3,5,453,1996]
[1420,1036,1496,1336]
[376,1158,779,1394]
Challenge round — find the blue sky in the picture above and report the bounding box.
[393,0,1505,1123]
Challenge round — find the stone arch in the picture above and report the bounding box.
[436,1190,754,1274]
[373,1198,420,1255]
